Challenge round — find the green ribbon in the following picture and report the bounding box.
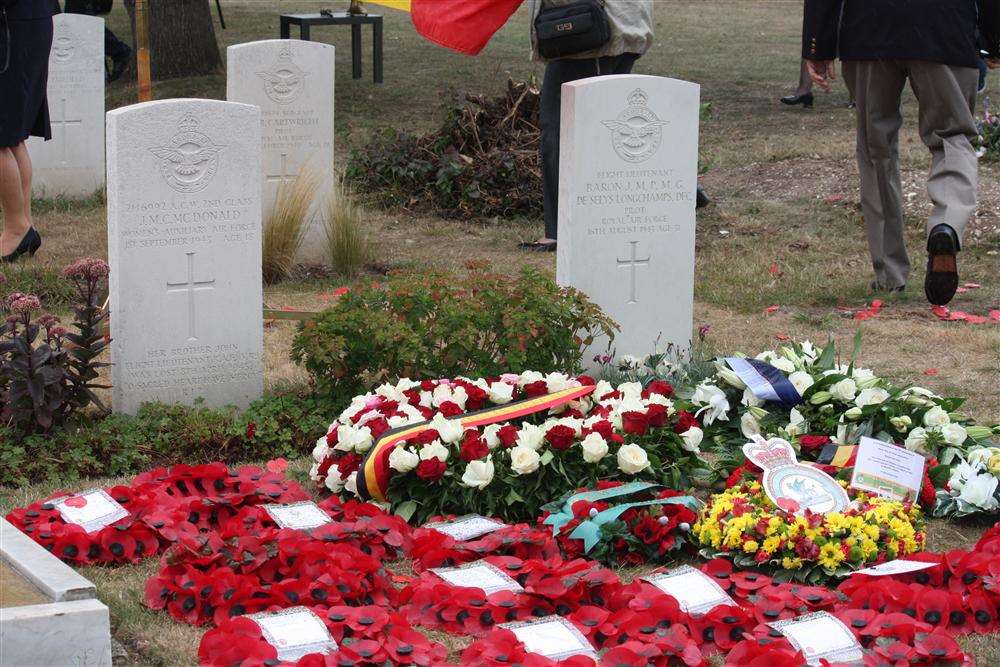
[567,496,701,553]
[541,481,659,534]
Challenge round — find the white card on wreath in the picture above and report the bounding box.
[850,436,926,502]
[265,501,332,530]
[431,561,524,594]
[500,616,597,661]
[248,607,336,662]
[769,611,863,666]
[423,514,507,541]
[855,559,938,577]
[643,565,735,615]
[54,489,129,533]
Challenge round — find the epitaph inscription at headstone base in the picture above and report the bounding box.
[106,99,264,414]
[27,13,105,197]
[556,75,699,367]
[226,40,335,262]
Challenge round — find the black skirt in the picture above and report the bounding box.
[0,16,54,147]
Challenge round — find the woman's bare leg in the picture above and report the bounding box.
[11,142,33,227]
[0,144,31,255]
[795,59,813,96]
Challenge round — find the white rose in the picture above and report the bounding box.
[344,472,358,496]
[941,423,968,446]
[904,427,929,455]
[388,446,419,473]
[580,432,609,463]
[510,446,541,475]
[958,473,999,510]
[617,444,650,474]
[418,391,433,408]
[852,367,876,382]
[483,424,503,449]
[645,393,674,410]
[788,371,815,396]
[387,415,410,428]
[594,380,615,399]
[770,357,796,373]
[515,423,546,451]
[619,382,643,400]
[312,437,330,462]
[855,387,890,408]
[419,440,450,462]
[740,412,761,439]
[517,370,544,386]
[681,426,703,453]
[487,382,514,405]
[324,465,344,492]
[545,372,574,392]
[890,416,912,432]
[336,424,374,453]
[829,378,857,402]
[461,457,495,489]
[430,413,464,444]
[923,406,950,428]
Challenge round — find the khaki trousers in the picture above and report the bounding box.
[843,60,979,289]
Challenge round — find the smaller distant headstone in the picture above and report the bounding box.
[27,13,105,197]
[556,75,699,366]
[106,99,264,414]
[226,39,335,262]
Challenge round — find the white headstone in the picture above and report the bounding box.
[226,39,335,263]
[106,99,264,414]
[556,75,699,365]
[27,13,105,197]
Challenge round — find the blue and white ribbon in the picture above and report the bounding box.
[725,357,803,407]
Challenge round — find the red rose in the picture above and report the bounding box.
[326,428,339,446]
[674,411,698,433]
[622,411,649,436]
[798,434,830,452]
[365,416,390,439]
[645,403,668,427]
[415,458,446,481]
[587,419,616,440]
[420,380,437,391]
[577,375,596,386]
[522,380,549,397]
[497,424,519,448]
[412,429,440,445]
[545,425,576,451]
[437,401,463,417]
[459,432,489,461]
[337,453,362,477]
[460,383,488,410]
[644,380,674,398]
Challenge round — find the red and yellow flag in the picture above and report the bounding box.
[366,0,525,56]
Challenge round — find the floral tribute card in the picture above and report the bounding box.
[248,607,337,661]
[850,436,926,502]
[499,616,598,661]
[54,489,129,533]
[265,501,332,530]
[431,560,523,594]
[423,514,507,541]
[642,565,735,615]
[855,559,938,576]
[769,611,863,666]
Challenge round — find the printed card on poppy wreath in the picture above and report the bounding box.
[247,607,337,662]
[54,488,130,533]
[853,559,937,577]
[769,611,862,666]
[423,514,508,541]
[499,616,598,661]
[431,560,524,594]
[264,501,332,530]
[643,564,735,615]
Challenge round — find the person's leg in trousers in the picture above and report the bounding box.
[538,58,598,243]
[847,60,910,290]
[907,63,979,243]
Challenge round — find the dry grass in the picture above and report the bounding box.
[323,184,371,277]
[262,167,322,284]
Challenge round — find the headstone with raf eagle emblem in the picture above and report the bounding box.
[556,75,699,367]
[106,99,264,414]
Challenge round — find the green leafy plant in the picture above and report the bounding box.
[61,258,111,413]
[291,264,618,398]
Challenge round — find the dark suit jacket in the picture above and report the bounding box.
[1,0,59,19]
[803,0,1000,68]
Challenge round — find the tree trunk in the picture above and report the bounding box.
[125,0,222,81]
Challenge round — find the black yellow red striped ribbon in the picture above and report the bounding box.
[356,384,597,502]
[816,444,857,468]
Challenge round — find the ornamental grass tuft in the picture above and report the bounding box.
[323,184,371,278]
[262,166,321,284]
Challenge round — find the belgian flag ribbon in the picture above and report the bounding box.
[816,444,858,468]
[356,384,597,502]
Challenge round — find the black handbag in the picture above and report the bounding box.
[534,0,611,59]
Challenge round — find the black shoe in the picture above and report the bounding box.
[696,187,710,209]
[924,224,959,306]
[1,227,42,264]
[780,92,814,109]
[517,240,556,252]
[108,46,132,83]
